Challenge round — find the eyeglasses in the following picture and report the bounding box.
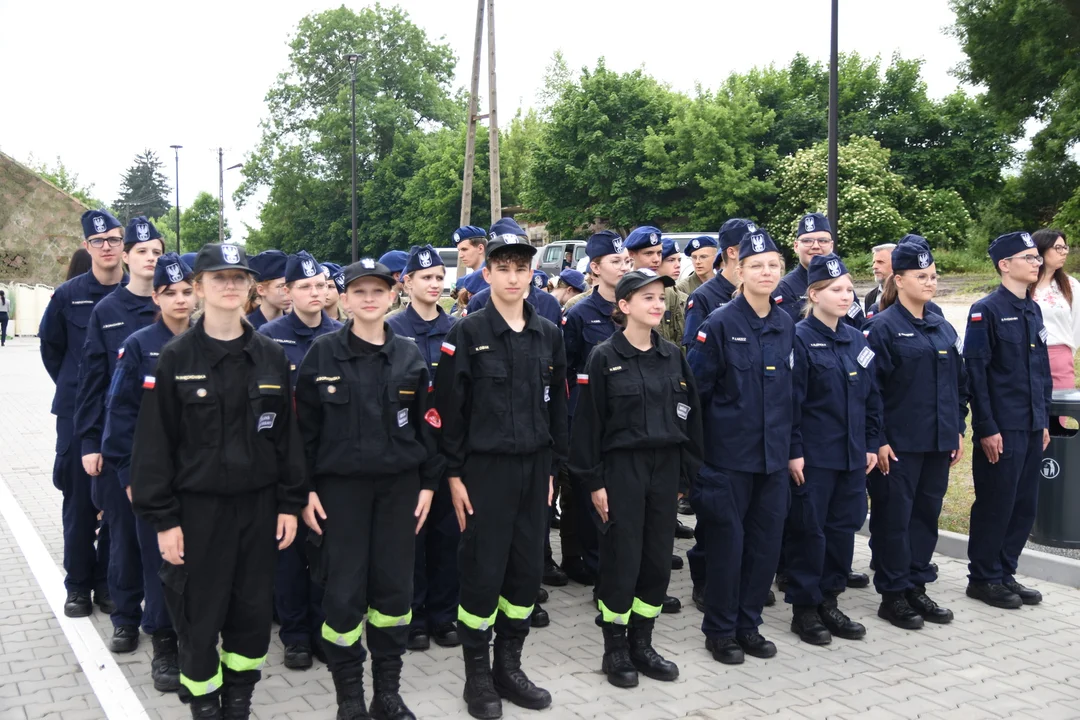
[797,238,834,248]
[911,273,939,286]
[1054,245,1069,254]
[206,274,250,288]
[88,237,123,248]
[1008,255,1044,266]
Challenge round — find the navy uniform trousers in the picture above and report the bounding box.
[412,480,460,632]
[55,417,108,593]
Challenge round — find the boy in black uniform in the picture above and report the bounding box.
[434,237,569,720]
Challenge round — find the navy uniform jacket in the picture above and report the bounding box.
[963,285,1052,439]
[433,302,569,478]
[682,273,737,347]
[863,303,969,453]
[569,330,704,495]
[386,304,456,377]
[465,286,562,328]
[866,299,944,320]
[563,288,619,420]
[102,320,189,488]
[39,271,127,418]
[294,323,444,489]
[75,286,157,456]
[791,315,883,471]
[687,293,796,475]
[259,311,342,387]
[245,307,275,330]
[775,264,865,329]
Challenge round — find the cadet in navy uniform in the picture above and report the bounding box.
[245,250,290,329]
[676,235,717,296]
[466,218,563,328]
[562,231,628,586]
[570,269,704,689]
[40,208,128,618]
[687,229,794,665]
[102,252,195,691]
[433,237,568,719]
[785,254,881,646]
[964,232,1052,609]
[296,259,443,720]
[130,243,304,719]
[863,238,968,630]
[659,239,682,282]
[259,251,341,670]
[532,269,550,293]
[321,262,345,321]
[378,250,409,314]
[624,226,686,348]
[682,219,754,348]
[76,216,165,651]
[775,213,864,329]
[386,245,463,652]
[865,235,947,321]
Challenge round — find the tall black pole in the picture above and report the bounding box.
[827,0,839,235]
[347,54,359,264]
[170,145,182,253]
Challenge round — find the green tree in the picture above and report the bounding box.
[29,155,108,208]
[151,192,230,254]
[114,149,172,223]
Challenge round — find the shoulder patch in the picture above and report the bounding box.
[856,347,875,368]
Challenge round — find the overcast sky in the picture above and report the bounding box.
[0,0,968,239]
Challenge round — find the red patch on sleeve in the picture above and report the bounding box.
[424,408,442,428]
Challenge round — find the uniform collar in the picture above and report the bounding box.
[612,329,671,358]
[485,297,543,336]
[894,300,944,329]
[285,309,321,337]
[154,317,189,338]
[331,320,398,360]
[994,283,1030,310]
[194,317,258,366]
[731,293,777,330]
[804,314,850,343]
[587,286,616,313]
[404,303,453,335]
[712,272,737,297]
[83,270,128,295]
[113,285,154,310]
[786,264,809,289]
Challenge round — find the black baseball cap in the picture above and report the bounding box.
[615,268,675,302]
[341,259,397,290]
[485,237,537,262]
[193,243,258,275]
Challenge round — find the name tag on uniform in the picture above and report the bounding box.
[71,300,93,306]
[397,408,409,427]
[729,336,748,343]
[1001,317,1018,322]
[676,402,690,420]
[602,365,626,375]
[472,345,492,353]
[897,332,915,338]
[1039,327,1048,343]
[274,338,297,345]
[102,321,125,329]
[257,412,276,431]
[809,342,828,348]
[588,319,603,324]
[149,352,160,358]
[175,374,207,381]
[856,347,874,368]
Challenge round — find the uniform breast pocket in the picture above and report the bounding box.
[582,323,611,350]
[392,374,421,436]
[251,381,286,439]
[892,339,925,360]
[808,351,838,383]
[996,323,1024,345]
[606,376,644,431]
[318,383,351,438]
[178,385,220,448]
[473,354,509,416]
[68,305,92,331]
[726,343,753,371]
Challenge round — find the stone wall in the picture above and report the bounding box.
[0,150,88,287]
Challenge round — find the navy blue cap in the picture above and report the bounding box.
[585,230,625,260]
[378,250,409,274]
[342,259,396,290]
[719,218,758,252]
[194,243,257,275]
[615,268,675,302]
[489,217,527,241]
[797,212,832,238]
[153,252,193,288]
[321,261,341,279]
[738,229,780,260]
[285,251,323,284]
[461,269,489,293]
[124,216,162,245]
[988,231,1037,265]
[532,269,550,290]
[331,268,346,293]
[81,208,122,239]
[625,226,663,251]
[661,238,679,259]
[683,235,718,257]
[807,253,849,285]
[453,225,487,245]
[558,268,587,292]
[404,244,444,275]
[180,252,198,270]
[892,238,934,271]
[248,250,288,282]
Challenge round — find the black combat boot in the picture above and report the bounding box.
[461,645,502,719]
[600,624,638,688]
[331,666,371,720]
[221,682,254,720]
[369,656,415,720]
[188,693,222,720]
[492,636,551,710]
[150,631,181,692]
[627,617,678,681]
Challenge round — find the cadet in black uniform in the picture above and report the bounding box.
[433,237,568,720]
[863,238,968,631]
[785,254,881,646]
[130,243,305,720]
[570,269,703,689]
[296,259,443,720]
[964,232,1052,609]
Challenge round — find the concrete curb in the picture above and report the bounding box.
[858,518,1080,589]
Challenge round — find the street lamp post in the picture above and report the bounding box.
[345,53,361,264]
[827,0,839,235]
[169,145,182,253]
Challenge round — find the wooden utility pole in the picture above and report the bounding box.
[486,0,502,223]
[459,0,485,227]
[218,148,225,243]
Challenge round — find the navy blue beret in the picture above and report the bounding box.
[153,252,193,288]
[453,225,487,245]
[683,235,718,257]
[532,269,550,290]
[285,251,323,284]
[807,253,849,285]
[125,216,162,245]
[180,252,198,269]
[248,250,288,282]
[719,218,758,253]
[797,212,832,238]
[585,230,626,260]
[489,217,527,240]
[81,208,122,239]
[625,226,663,251]
[558,268,587,292]
[738,229,780,260]
[988,231,1037,265]
[404,244,444,275]
[377,250,409,274]
[661,238,679,259]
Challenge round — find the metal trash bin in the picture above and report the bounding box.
[1030,389,1080,548]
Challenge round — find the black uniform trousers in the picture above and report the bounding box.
[275,524,325,646]
[457,452,549,648]
[54,416,108,593]
[783,467,867,606]
[596,448,678,623]
[691,465,789,639]
[554,464,580,561]
[412,481,460,631]
[159,488,277,699]
[317,472,419,674]
[969,431,1043,584]
[868,451,950,594]
[100,471,143,628]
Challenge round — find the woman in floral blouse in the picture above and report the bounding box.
[1033,229,1080,390]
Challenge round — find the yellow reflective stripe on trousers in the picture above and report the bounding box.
[322,620,363,646]
[631,597,662,619]
[367,607,413,628]
[179,664,223,696]
[220,650,266,672]
[497,596,534,621]
[457,605,497,630]
[598,600,630,625]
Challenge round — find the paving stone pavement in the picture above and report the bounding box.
[2,334,1080,720]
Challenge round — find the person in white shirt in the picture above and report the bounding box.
[1032,229,1080,390]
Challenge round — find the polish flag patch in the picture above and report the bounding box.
[696,330,707,343]
[117,347,125,359]
[577,374,589,385]
[971,312,983,322]
[428,380,434,393]
[142,375,156,389]
[561,316,567,325]
[687,298,694,309]
[424,408,442,428]
[773,295,783,303]
[441,342,456,356]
